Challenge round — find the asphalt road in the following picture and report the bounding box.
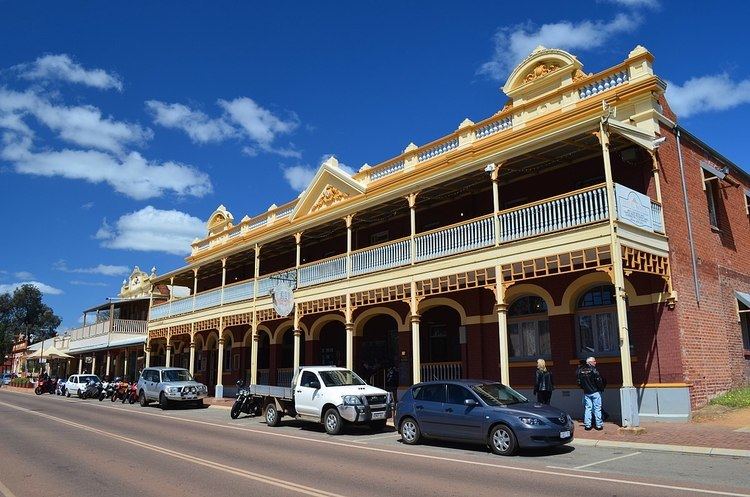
[1,390,749,497]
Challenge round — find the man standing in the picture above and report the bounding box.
[576,356,606,430]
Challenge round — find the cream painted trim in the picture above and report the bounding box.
[309,313,346,341]
[418,297,468,325]
[353,307,408,336]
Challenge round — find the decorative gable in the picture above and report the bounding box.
[291,157,365,220]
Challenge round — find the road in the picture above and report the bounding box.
[1,389,749,497]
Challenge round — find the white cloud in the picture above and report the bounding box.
[145,100,236,144]
[3,142,212,200]
[666,74,750,118]
[0,88,151,154]
[15,54,123,91]
[96,206,205,255]
[0,281,63,295]
[53,260,129,276]
[14,271,35,279]
[478,14,640,81]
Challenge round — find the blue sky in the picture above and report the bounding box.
[1,0,749,331]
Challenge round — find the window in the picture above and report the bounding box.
[370,230,389,245]
[576,285,620,356]
[415,383,445,403]
[446,384,476,405]
[508,296,550,359]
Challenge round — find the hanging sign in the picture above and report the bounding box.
[271,282,294,317]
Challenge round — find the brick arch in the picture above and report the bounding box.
[560,272,638,314]
[353,307,408,337]
[310,314,346,341]
[418,297,468,325]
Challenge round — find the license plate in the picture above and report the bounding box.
[560,430,571,438]
[371,411,386,420]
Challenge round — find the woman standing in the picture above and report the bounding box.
[533,358,553,404]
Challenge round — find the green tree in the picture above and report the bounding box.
[0,284,61,356]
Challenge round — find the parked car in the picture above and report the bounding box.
[242,366,393,434]
[1,373,16,386]
[137,367,207,409]
[395,380,573,456]
[64,374,101,398]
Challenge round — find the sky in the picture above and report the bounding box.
[1,0,749,332]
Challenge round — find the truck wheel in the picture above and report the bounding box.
[400,417,421,445]
[489,424,518,456]
[369,420,387,432]
[324,408,344,435]
[265,403,281,427]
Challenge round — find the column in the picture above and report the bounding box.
[250,324,259,384]
[345,215,353,278]
[495,280,510,385]
[165,337,172,367]
[189,338,196,376]
[407,193,418,264]
[216,336,225,398]
[599,121,638,427]
[220,258,227,305]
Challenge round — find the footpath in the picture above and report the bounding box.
[4,385,749,456]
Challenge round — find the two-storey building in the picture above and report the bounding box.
[145,46,750,426]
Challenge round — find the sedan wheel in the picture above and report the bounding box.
[489,425,518,456]
[400,418,421,445]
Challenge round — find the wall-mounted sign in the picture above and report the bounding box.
[271,282,294,317]
[615,184,654,231]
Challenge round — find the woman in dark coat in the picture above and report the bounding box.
[533,358,554,404]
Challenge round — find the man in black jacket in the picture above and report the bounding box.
[576,357,606,430]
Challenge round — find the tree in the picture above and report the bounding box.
[0,284,62,356]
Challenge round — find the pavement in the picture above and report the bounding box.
[1,388,750,497]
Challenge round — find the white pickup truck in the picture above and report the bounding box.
[244,366,393,434]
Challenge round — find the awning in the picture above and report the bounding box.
[736,291,750,309]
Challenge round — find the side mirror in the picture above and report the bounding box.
[309,380,321,390]
[464,398,478,407]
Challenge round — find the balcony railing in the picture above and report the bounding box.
[421,361,462,381]
[151,183,665,322]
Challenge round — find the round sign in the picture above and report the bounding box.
[271,282,294,317]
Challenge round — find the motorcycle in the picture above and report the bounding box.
[35,377,56,395]
[230,379,259,419]
[80,379,103,399]
[99,379,115,401]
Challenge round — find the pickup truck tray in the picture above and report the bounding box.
[246,384,293,401]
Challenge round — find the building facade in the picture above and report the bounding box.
[145,46,750,425]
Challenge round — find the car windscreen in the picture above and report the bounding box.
[471,383,527,406]
[319,370,366,387]
[162,370,193,382]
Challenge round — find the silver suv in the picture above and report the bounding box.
[137,367,207,409]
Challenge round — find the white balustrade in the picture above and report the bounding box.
[420,361,462,381]
[415,215,495,262]
[277,368,294,387]
[578,70,629,99]
[223,281,254,305]
[351,239,411,276]
[475,115,512,139]
[418,137,459,162]
[298,256,347,287]
[499,186,608,242]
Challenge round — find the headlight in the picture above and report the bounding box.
[518,416,544,426]
[342,395,363,405]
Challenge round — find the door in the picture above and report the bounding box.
[443,384,485,441]
[294,371,322,416]
[413,383,447,437]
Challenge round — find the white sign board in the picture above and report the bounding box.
[614,184,654,231]
[271,282,294,317]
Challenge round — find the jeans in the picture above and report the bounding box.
[583,391,603,428]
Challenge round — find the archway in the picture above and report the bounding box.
[359,314,399,390]
[420,305,462,380]
[319,321,346,367]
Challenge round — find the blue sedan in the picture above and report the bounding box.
[395,380,574,456]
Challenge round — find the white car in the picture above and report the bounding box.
[65,374,100,397]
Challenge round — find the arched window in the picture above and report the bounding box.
[508,296,550,359]
[576,285,619,356]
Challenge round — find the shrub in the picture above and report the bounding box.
[709,387,750,408]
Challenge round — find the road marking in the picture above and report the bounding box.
[3,393,750,497]
[0,478,19,497]
[574,451,642,469]
[0,401,346,497]
[545,465,600,474]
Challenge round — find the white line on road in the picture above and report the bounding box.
[0,400,347,497]
[3,393,749,497]
[575,451,642,469]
